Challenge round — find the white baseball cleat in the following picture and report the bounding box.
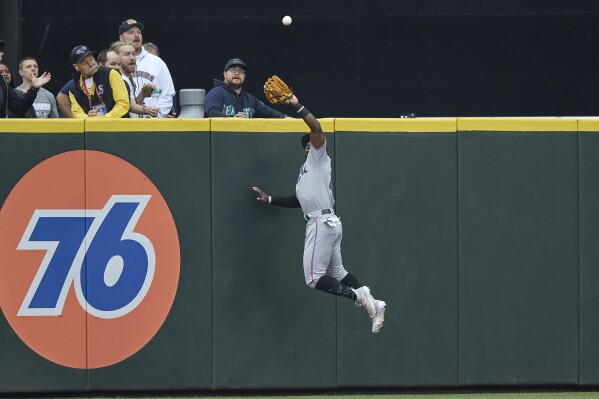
[372,300,387,333]
[353,286,376,319]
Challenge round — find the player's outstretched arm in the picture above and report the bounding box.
[288,95,324,148]
[253,186,270,203]
[253,186,300,208]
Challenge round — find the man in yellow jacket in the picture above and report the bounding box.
[68,45,130,118]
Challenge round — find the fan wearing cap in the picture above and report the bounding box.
[67,45,130,118]
[204,58,288,118]
[0,40,52,118]
[118,18,175,118]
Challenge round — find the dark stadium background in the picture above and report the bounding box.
[4,0,599,117]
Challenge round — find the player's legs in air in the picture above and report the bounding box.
[303,217,386,332]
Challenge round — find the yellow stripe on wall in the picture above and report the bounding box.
[335,118,457,132]
[85,118,210,132]
[577,119,599,132]
[0,118,589,134]
[458,118,578,132]
[210,118,335,133]
[0,119,84,133]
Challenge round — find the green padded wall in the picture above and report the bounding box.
[210,119,338,389]
[1,117,598,393]
[458,119,579,385]
[334,119,459,387]
[0,121,87,392]
[579,122,599,385]
[83,120,212,390]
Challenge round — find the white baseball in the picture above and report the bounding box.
[282,15,292,26]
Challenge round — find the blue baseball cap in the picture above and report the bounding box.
[224,58,247,71]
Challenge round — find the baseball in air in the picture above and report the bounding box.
[282,15,292,26]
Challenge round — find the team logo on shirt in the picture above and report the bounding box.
[133,71,155,81]
[0,150,180,369]
[297,164,308,183]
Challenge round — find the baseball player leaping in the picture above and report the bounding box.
[253,76,386,333]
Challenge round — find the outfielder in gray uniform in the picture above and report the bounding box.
[253,94,386,333]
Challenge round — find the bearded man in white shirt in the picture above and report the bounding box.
[118,18,175,118]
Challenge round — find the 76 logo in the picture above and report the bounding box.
[17,195,155,319]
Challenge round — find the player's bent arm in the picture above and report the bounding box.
[288,95,324,147]
[305,114,324,148]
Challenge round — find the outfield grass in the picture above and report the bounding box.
[72,392,599,399]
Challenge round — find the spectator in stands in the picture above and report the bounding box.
[0,62,32,118]
[0,40,52,118]
[97,49,121,69]
[16,57,59,118]
[57,49,120,118]
[143,42,160,57]
[0,62,15,88]
[140,41,177,116]
[56,49,121,118]
[111,40,159,118]
[205,58,288,118]
[118,18,175,117]
[68,44,129,118]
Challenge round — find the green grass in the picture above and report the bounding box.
[62,393,599,399]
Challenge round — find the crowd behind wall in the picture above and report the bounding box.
[2,1,599,118]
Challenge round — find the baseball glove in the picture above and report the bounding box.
[264,75,293,105]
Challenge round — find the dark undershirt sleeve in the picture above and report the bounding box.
[270,194,300,208]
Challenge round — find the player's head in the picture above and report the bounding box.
[301,134,311,157]
[223,58,247,90]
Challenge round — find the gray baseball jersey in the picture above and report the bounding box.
[295,139,335,215]
[296,138,348,287]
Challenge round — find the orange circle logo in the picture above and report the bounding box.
[0,150,180,369]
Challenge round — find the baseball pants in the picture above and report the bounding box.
[303,215,349,288]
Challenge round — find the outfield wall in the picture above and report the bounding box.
[0,118,596,392]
